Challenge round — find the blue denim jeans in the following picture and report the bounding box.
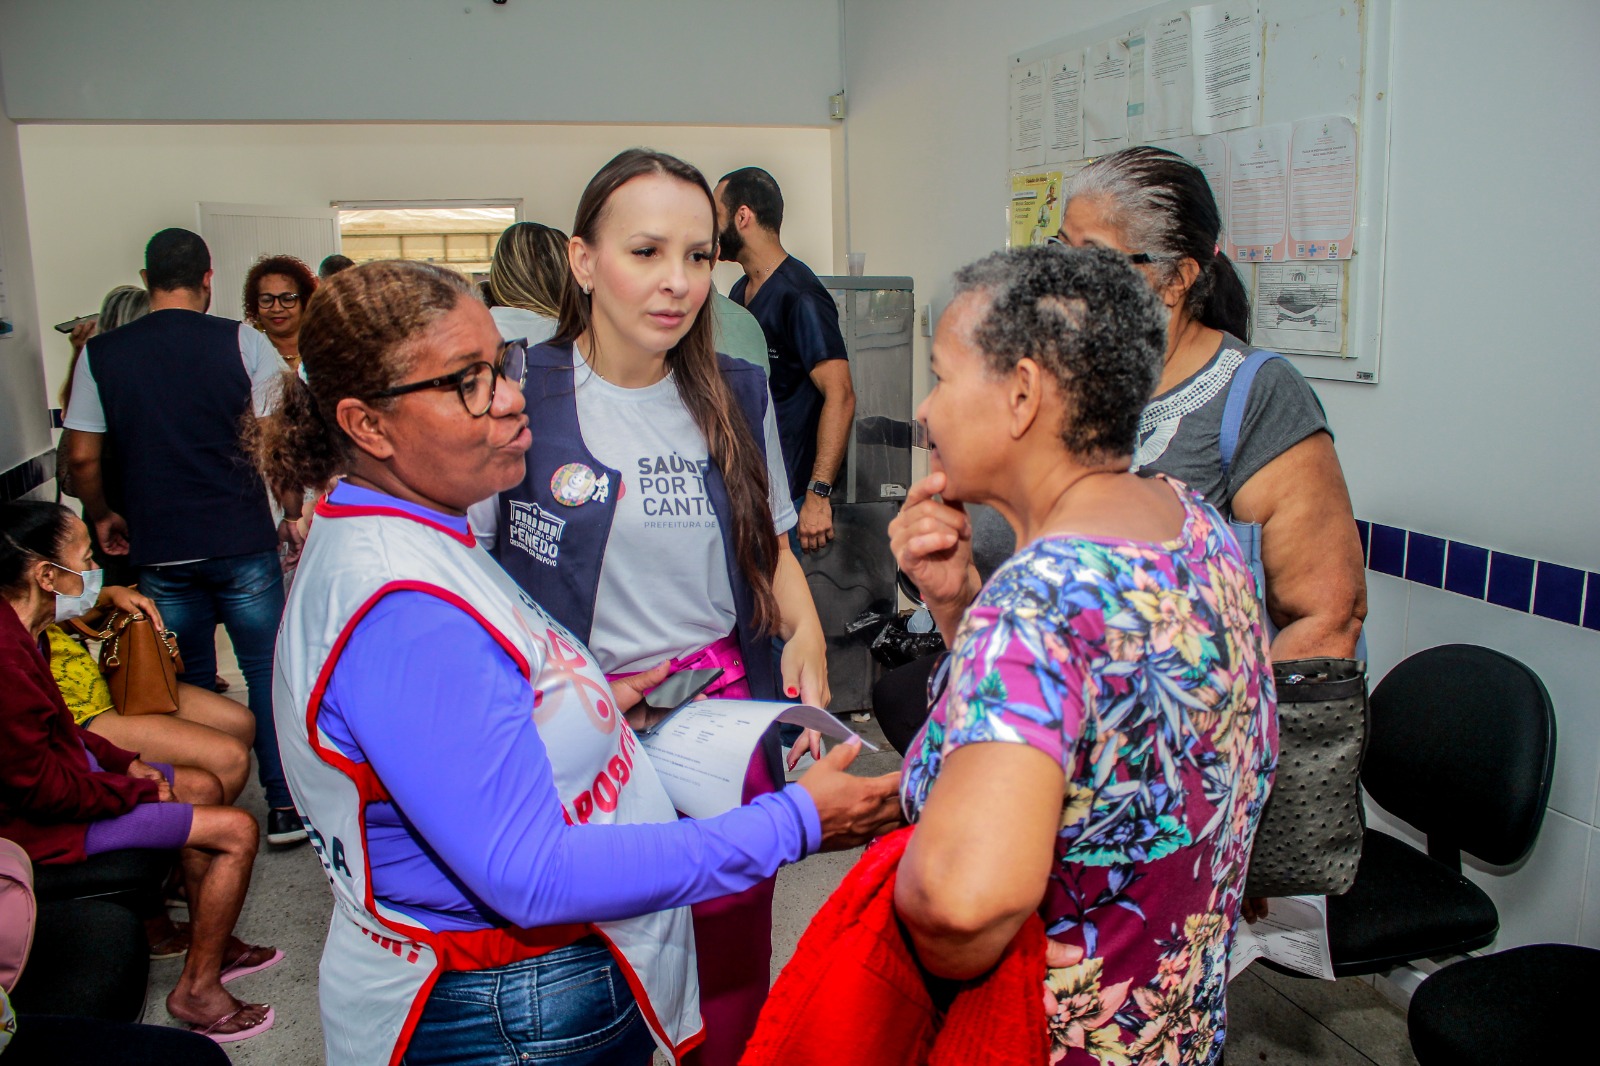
[401,939,656,1066]
[138,550,290,809]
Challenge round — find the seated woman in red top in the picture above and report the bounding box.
[0,500,279,1044]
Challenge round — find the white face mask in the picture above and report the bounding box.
[49,562,104,622]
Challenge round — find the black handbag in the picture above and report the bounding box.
[1245,657,1369,898]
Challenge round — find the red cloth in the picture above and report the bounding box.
[0,606,158,864]
[740,826,1049,1066]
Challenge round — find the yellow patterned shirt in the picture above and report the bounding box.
[44,625,114,726]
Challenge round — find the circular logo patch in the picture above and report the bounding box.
[551,463,598,507]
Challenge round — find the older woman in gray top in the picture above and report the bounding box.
[895,147,1364,668]
[1056,146,1365,658]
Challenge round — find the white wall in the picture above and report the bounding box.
[19,123,835,397]
[0,63,52,483]
[842,0,1600,952]
[0,0,842,126]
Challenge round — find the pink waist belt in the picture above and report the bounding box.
[607,632,751,701]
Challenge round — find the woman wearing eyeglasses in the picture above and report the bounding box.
[242,255,316,372]
[250,259,901,1066]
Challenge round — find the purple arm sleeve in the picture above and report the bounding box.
[324,592,822,928]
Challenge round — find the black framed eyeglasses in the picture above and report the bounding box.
[255,291,302,309]
[369,338,529,418]
[1044,234,1159,264]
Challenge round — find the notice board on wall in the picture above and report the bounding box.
[1007,0,1392,384]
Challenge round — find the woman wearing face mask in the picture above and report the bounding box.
[0,501,280,1043]
[471,149,838,1066]
[45,605,256,805]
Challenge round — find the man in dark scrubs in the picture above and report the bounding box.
[716,168,855,553]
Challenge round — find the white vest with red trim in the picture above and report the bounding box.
[273,496,702,1066]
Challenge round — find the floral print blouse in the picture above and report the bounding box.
[901,477,1277,1066]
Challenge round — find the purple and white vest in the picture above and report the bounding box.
[273,495,702,1066]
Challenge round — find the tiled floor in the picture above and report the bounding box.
[149,640,1416,1063]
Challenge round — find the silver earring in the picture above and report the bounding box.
[582,283,592,295]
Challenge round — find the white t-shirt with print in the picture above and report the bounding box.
[470,357,795,674]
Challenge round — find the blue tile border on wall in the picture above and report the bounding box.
[1360,519,1598,633]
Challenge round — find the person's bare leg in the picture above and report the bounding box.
[165,805,270,1033]
[175,681,255,746]
[88,712,251,804]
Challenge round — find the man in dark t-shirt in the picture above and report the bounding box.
[717,168,855,552]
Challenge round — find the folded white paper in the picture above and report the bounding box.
[1228,894,1335,981]
[637,700,875,820]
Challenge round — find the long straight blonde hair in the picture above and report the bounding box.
[489,222,569,320]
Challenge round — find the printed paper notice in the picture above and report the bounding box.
[1254,263,1345,355]
[1009,61,1047,170]
[1226,123,1290,262]
[1010,171,1065,249]
[1124,30,1146,143]
[1082,40,1130,155]
[1044,52,1084,163]
[1289,115,1357,259]
[1144,15,1193,141]
[1228,895,1335,981]
[1171,134,1230,242]
[638,701,874,820]
[1191,3,1261,134]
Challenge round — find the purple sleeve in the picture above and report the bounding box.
[324,591,821,928]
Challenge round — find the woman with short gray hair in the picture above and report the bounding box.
[889,246,1277,1063]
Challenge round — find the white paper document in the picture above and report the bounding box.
[1171,134,1230,241]
[1144,14,1193,141]
[1227,123,1290,262]
[1044,51,1084,163]
[1082,39,1130,155]
[1192,3,1261,135]
[1254,262,1345,355]
[1009,61,1047,170]
[1124,30,1147,143]
[637,701,876,820]
[1289,115,1358,259]
[1228,895,1335,981]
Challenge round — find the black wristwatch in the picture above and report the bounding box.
[806,479,833,499]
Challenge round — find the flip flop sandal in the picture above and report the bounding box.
[220,945,285,985]
[195,1003,275,1044]
[148,931,190,961]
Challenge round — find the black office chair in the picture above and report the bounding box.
[1320,644,1555,977]
[1406,942,1600,1063]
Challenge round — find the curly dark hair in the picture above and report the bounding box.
[951,246,1168,461]
[243,254,317,327]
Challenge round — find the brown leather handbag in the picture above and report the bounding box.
[67,609,184,716]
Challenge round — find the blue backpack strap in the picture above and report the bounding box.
[1219,349,1285,483]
